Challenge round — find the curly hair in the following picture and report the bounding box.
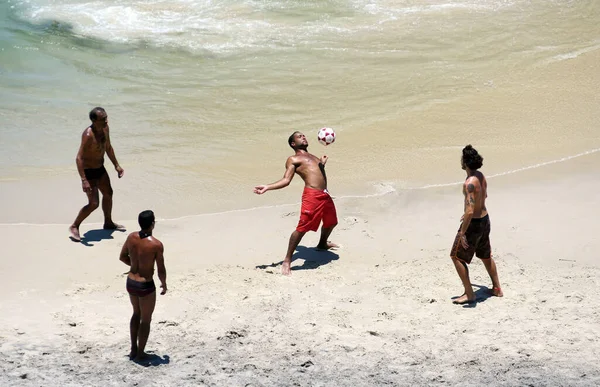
[462,144,483,170]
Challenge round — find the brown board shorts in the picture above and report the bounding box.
[450,214,491,264]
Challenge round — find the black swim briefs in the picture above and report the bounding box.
[126,277,156,298]
[83,166,107,181]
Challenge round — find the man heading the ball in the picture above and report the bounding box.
[254,131,339,275]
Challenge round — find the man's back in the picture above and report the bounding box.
[126,232,163,281]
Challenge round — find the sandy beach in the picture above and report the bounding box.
[2,2,600,384]
[1,149,599,386]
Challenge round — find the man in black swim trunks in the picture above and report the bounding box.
[119,210,167,361]
[450,145,503,305]
[69,107,125,241]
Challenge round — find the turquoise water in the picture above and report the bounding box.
[1,0,600,222]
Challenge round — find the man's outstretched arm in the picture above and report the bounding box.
[254,158,296,195]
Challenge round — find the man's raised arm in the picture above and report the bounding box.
[254,158,296,195]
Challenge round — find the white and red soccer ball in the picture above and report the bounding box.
[317,127,336,146]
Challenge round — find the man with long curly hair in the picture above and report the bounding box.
[450,145,503,304]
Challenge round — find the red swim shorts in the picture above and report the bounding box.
[296,187,338,233]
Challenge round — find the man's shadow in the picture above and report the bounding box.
[451,283,496,308]
[77,228,126,247]
[256,245,339,272]
[132,353,170,367]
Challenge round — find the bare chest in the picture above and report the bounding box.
[87,131,107,153]
[295,155,321,174]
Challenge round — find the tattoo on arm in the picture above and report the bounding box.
[465,182,476,206]
[465,192,475,207]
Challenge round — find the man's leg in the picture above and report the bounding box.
[128,294,141,359]
[481,258,503,297]
[97,172,123,230]
[316,225,338,250]
[283,230,306,276]
[451,257,475,304]
[69,186,100,241]
[135,291,156,361]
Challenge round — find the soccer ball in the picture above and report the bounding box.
[317,127,336,146]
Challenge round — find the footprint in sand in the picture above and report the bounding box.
[63,283,108,297]
[377,311,396,321]
[338,215,368,231]
[346,215,368,225]
[344,216,360,225]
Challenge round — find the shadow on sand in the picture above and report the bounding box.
[132,353,170,367]
[256,245,339,272]
[72,228,126,247]
[451,283,497,309]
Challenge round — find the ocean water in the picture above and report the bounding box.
[1,0,600,222]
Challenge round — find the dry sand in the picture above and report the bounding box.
[1,151,599,386]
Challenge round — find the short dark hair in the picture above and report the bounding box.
[89,107,106,121]
[288,131,300,148]
[462,144,483,170]
[138,210,155,230]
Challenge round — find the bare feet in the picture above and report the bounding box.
[281,261,292,276]
[452,294,476,305]
[134,351,149,362]
[103,222,125,231]
[491,287,504,297]
[69,225,81,242]
[129,349,137,360]
[316,241,339,251]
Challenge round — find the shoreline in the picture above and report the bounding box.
[2,46,600,224]
[2,144,598,226]
[2,148,598,288]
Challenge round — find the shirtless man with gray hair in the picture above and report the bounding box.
[69,107,125,241]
